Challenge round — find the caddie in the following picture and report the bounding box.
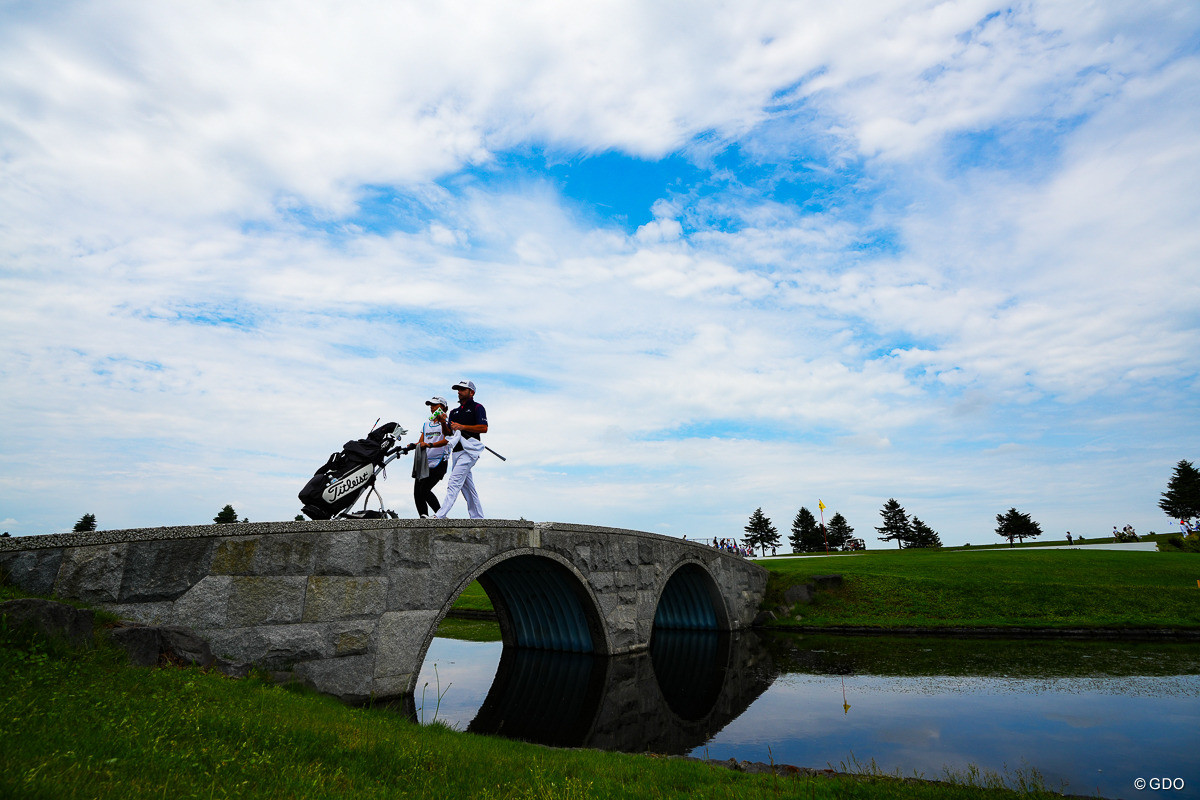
[412,395,450,518]
[436,379,488,519]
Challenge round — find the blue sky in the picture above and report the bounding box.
[1,0,1198,546]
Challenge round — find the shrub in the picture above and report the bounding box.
[1157,533,1200,553]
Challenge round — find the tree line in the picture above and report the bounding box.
[59,459,1200,543]
[742,506,863,554]
[744,499,1037,554]
[742,458,1200,553]
[69,504,252,533]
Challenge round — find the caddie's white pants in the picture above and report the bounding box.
[436,448,483,519]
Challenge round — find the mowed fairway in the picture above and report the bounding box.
[760,548,1200,630]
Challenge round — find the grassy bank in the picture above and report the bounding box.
[444,549,1200,633]
[449,580,495,612]
[759,548,1200,630]
[0,621,1064,800]
[435,615,503,642]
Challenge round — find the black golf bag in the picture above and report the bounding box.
[299,422,410,520]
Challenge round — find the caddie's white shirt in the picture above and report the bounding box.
[421,419,449,467]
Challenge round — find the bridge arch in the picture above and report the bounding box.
[434,548,610,656]
[652,559,731,631]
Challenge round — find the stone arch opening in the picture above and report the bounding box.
[652,561,728,631]
[475,553,604,654]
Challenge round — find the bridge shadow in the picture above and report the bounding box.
[464,629,776,754]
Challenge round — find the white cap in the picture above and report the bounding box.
[452,379,476,392]
[425,396,448,407]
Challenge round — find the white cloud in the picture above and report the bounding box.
[7,0,1178,225]
[0,0,1197,544]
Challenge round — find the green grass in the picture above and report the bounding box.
[943,533,1175,550]
[763,632,1200,678]
[434,616,503,642]
[436,580,502,641]
[761,548,1200,629]
[0,622,1064,800]
[451,580,495,612]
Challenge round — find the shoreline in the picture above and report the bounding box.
[446,609,1200,640]
[762,623,1200,640]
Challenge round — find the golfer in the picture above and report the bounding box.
[413,396,450,518]
[436,379,488,519]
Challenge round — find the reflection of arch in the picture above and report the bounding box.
[464,629,776,754]
[467,649,608,746]
[650,630,730,721]
[653,561,729,630]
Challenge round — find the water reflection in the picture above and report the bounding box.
[467,649,604,746]
[416,631,1200,798]
[650,631,727,721]
[465,630,776,753]
[702,634,1200,800]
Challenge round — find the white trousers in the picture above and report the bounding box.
[436,448,483,519]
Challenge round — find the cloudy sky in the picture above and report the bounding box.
[2,0,1197,546]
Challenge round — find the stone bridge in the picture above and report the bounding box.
[0,520,768,703]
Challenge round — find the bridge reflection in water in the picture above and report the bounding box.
[462,630,776,753]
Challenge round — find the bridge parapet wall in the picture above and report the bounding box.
[0,520,767,702]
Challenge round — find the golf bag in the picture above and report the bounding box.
[298,422,410,520]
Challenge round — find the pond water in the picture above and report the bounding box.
[414,631,1200,799]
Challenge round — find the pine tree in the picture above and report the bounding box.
[214,504,239,524]
[909,516,942,548]
[743,508,778,552]
[875,498,911,549]
[789,507,824,552]
[995,507,1042,546]
[826,512,853,550]
[72,513,97,533]
[1159,460,1200,528]
[759,513,781,551]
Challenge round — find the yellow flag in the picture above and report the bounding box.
[819,500,826,511]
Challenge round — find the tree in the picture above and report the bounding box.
[908,516,942,548]
[214,504,239,524]
[72,513,97,533]
[789,507,824,552]
[743,508,778,553]
[1159,459,1200,529]
[826,512,853,550]
[760,517,781,552]
[995,508,1042,547]
[876,498,911,549]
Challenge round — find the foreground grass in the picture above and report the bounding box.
[0,624,1065,800]
[761,548,1200,629]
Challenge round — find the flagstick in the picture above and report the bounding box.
[820,500,828,553]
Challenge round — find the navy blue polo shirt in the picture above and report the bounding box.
[449,400,487,451]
